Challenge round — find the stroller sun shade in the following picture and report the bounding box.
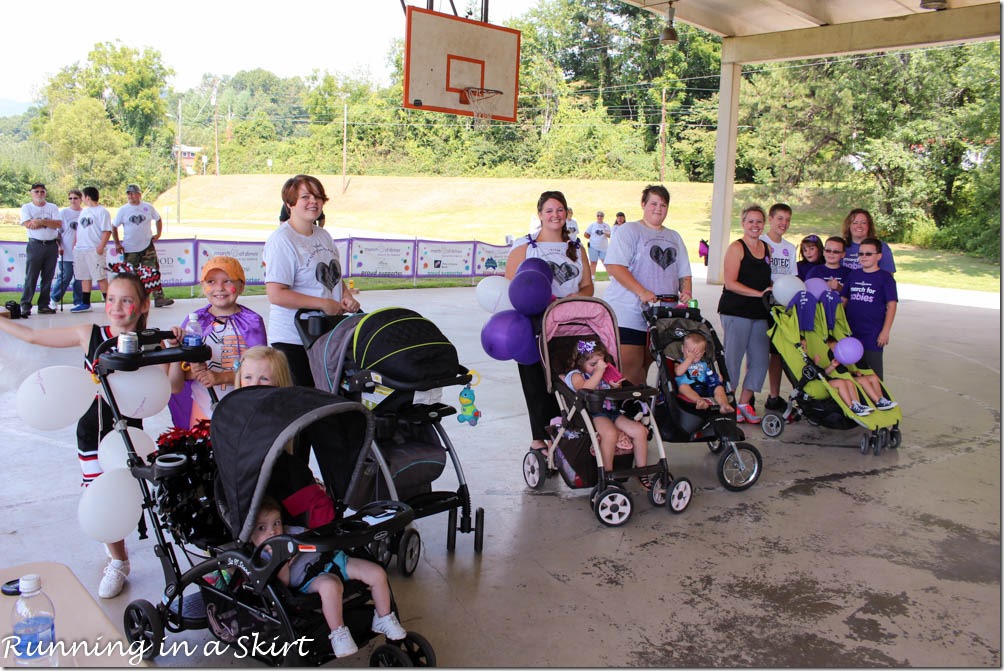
[541,298,621,392]
[352,308,461,385]
[211,386,375,543]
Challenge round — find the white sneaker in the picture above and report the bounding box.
[98,559,130,598]
[328,626,358,658]
[48,300,58,310]
[371,611,407,640]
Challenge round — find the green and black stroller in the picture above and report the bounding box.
[760,289,903,454]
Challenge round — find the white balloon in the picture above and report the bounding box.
[102,366,172,419]
[16,366,97,430]
[78,468,143,543]
[476,275,514,313]
[772,275,807,308]
[98,427,158,471]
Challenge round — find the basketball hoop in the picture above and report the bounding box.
[460,87,502,130]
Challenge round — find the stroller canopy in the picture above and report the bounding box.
[541,297,621,392]
[211,386,375,543]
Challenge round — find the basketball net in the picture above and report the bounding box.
[460,87,502,130]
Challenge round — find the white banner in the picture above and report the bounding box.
[416,240,474,277]
[0,242,28,291]
[196,239,268,285]
[474,241,510,276]
[152,239,198,287]
[347,238,416,277]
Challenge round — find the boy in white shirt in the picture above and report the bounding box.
[72,186,113,313]
[761,203,796,412]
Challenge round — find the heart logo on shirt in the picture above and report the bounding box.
[548,261,579,285]
[650,246,677,269]
[315,260,341,290]
[129,214,145,225]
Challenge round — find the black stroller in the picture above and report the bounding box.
[95,336,431,666]
[297,307,485,573]
[643,299,763,492]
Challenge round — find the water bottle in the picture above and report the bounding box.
[10,574,57,667]
[182,313,203,348]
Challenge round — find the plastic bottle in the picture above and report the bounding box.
[10,574,57,667]
[182,313,203,348]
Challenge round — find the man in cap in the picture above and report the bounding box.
[111,184,173,307]
[19,183,62,316]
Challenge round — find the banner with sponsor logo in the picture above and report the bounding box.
[473,242,509,277]
[347,238,416,278]
[416,240,474,277]
[195,239,267,285]
[155,239,198,287]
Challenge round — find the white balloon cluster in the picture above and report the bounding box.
[15,364,171,543]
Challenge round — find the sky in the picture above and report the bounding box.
[0,0,539,105]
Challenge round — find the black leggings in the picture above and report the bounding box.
[517,361,560,442]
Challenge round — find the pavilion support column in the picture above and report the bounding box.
[707,59,741,285]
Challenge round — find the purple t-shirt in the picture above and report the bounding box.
[841,269,898,351]
[806,264,851,287]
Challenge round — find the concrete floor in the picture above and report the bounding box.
[1,274,999,667]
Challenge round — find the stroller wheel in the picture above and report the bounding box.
[717,442,762,492]
[647,474,668,507]
[593,487,633,527]
[398,528,421,577]
[398,632,437,667]
[522,450,548,490]
[667,477,693,513]
[369,536,395,568]
[889,427,902,449]
[860,434,870,454]
[370,643,412,666]
[872,433,883,456]
[123,599,163,661]
[446,508,458,553]
[473,507,485,554]
[760,412,785,438]
[706,440,725,455]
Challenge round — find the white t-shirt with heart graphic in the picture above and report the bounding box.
[263,222,343,344]
[603,220,692,331]
[511,235,585,298]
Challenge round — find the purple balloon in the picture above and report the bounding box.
[805,277,828,299]
[508,268,553,316]
[512,332,541,365]
[480,310,534,361]
[833,336,864,366]
[517,257,553,283]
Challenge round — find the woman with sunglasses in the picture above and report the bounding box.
[841,209,896,273]
[797,234,825,280]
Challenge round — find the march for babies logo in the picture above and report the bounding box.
[848,282,877,303]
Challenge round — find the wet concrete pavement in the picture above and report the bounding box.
[0,277,999,667]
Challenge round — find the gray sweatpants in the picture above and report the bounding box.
[720,315,770,394]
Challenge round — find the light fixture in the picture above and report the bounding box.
[919,0,948,9]
[660,2,679,44]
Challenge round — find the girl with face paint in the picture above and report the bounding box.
[165,256,266,427]
[0,272,168,598]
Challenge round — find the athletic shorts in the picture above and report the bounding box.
[618,326,647,347]
[588,246,606,262]
[74,249,107,282]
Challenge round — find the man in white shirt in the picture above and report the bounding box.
[19,183,62,316]
[761,203,797,412]
[112,184,173,307]
[50,188,84,310]
[71,186,113,313]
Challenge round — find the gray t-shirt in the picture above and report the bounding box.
[603,221,692,331]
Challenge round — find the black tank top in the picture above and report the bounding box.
[717,239,771,320]
[85,325,115,371]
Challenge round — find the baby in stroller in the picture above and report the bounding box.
[251,495,406,658]
[563,339,650,484]
[674,332,734,414]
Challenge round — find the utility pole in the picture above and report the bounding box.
[211,81,220,176]
[342,103,349,193]
[660,87,667,183]
[176,98,182,227]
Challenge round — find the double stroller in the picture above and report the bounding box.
[297,306,485,571]
[760,289,903,454]
[643,299,764,491]
[522,296,694,527]
[93,334,433,666]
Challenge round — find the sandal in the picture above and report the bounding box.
[638,475,652,491]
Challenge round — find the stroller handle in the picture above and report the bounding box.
[347,366,473,393]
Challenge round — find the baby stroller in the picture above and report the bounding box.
[523,296,693,527]
[643,298,763,492]
[760,289,903,455]
[297,307,485,573]
[94,337,431,666]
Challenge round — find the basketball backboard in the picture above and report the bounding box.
[403,7,521,123]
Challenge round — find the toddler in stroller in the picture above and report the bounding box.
[108,360,432,665]
[759,289,902,455]
[523,296,693,527]
[643,300,763,492]
[296,306,485,571]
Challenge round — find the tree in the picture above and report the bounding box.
[39,98,133,190]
